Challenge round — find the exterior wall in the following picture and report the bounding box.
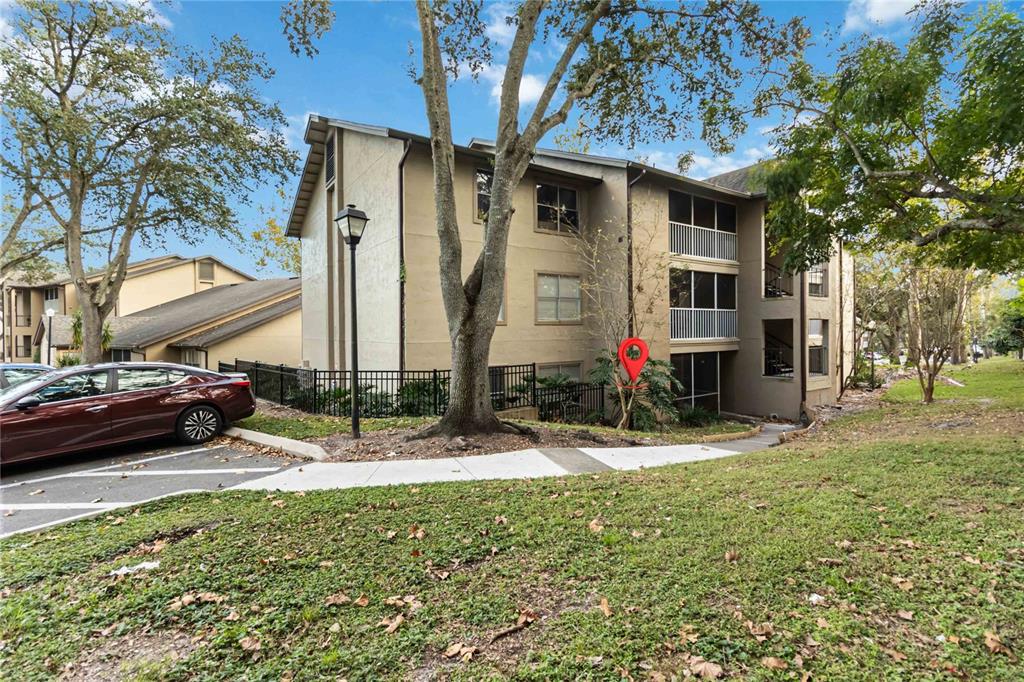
[201,308,302,369]
[338,129,403,370]
[728,199,802,419]
[299,158,334,369]
[402,146,596,376]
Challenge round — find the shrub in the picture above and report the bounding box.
[678,405,721,427]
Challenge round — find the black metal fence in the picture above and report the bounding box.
[219,360,606,424]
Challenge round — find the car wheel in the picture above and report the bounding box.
[177,405,223,444]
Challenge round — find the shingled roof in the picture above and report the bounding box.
[170,295,301,349]
[39,278,301,350]
[704,162,770,196]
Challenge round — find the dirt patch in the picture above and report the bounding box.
[318,425,667,462]
[60,629,196,681]
[253,398,310,419]
[811,388,884,424]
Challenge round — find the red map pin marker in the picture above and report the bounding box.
[617,337,649,386]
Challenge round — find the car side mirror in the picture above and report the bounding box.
[15,395,41,410]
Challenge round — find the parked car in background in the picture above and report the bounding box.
[0,362,254,465]
[0,363,54,389]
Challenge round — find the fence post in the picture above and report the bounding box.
[531,362,538,407]
[279,364,285,404]
[432,369,439,416]
[253,362,259,398]
[311,369,318,414]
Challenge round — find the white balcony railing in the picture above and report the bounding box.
[670,308,738,340]
[669,221,738,261]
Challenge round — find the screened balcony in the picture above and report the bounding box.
[670,269,738,340]
[668,190,738,262]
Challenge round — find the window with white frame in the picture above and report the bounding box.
[181,348,204,368]
[43,287,60,301]
[808,319,828,375]
[110,348,133,362]
[670,270,736,310]
[536,273,581,323]
[536,183,579,234]
[537,362,582,383]
[808,262,828,297]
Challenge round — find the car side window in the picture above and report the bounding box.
[32,371,109,404]
[116,369,189,392]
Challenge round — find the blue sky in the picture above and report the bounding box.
[22,0,938,276]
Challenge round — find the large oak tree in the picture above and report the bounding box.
[762,2,1024,274]
[283,0,806,436]
[1,0,295,361]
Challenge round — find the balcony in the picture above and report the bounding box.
[15,314,33,327]
[670,308,738,340]
[669,222,737,262]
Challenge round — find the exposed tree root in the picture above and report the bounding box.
[404,418,539,442]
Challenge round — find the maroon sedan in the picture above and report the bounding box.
[0,362,255,465]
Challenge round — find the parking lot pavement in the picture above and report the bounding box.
[1,438,295,537]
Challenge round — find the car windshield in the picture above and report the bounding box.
[0,371,60,403]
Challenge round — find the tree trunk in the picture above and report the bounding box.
[922,371,936,403]
[78,301,106,364]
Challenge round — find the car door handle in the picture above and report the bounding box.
[85,405,109,413]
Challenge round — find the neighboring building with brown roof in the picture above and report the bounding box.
[288,115,854,421]
[34,277,301,370]
[2,254,253,363]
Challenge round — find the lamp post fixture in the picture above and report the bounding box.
[866,320,877,390]
[333,204,370,438]
[45,308,55,366]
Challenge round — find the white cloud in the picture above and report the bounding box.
[843,0,917,33]
[484,3,516,47]
[688,146,772,179]
[468,62,546,107]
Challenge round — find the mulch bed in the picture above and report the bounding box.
[317,425,670,463]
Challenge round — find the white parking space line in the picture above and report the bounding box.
[1,489,206,538]
[3,502,126,510]
[0,446,227,490]
[66,468,280,477]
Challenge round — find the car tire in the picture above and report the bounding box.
[176,405,223,444]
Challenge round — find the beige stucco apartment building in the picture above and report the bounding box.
[286,116,855,420]
[2,255,251,363]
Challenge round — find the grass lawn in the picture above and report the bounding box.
[883,355,1024,409]
[2,359,1022,680]
[236,414,751,444]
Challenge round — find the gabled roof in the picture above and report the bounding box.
[23,254,255,288]
[169,295,301,349]
[39,278,301,350]
[704,162,769,195]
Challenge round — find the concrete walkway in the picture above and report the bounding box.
[233,423,794,493]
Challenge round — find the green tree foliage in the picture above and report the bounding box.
[1,1,296,361]
[987,280,1024,355]
[762,3,1024,274]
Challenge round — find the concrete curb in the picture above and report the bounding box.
[223,427,329,462]
[699,424,762,444]
[776,422,814,444]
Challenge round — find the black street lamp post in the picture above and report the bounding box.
[333,204,370,439]
[45,308,55,365]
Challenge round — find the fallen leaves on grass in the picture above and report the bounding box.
[588,518,604,533]
[443,642,478,662]
[891,576,914,591]
[745,620,774,642]
[408,524,426,540]
[984,631,1015,659]
[378,614,404,633]
[678,624,699,644]
[270,499,285,508]
[239,636,261,651]
[324,592,351,606]
[489,609,538,644]
[897,610,914,621]
[167,592,226,611]
[598,597,612,618]
[761,656,788,670]
[687,654,723,679]
[724,550,740,563]
[354,595,369,607]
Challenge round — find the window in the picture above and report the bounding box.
[115,368,187,392]
[808,319,828,375]
[808,262,828,297]
[536,274,581,323]
[537,362,582,383]
[43,287,59,301]
[671,352,719,412]
[110,349,133,362]
[536,183,579,234]
[31,371,108,403]
[198,259,215,282]
[669,270,736,310]
[181,348,205,367]
[475,169,492,221]
[3,367,49,386]
[668,191,736,233]
[15,335,31,358]
[325,134,335,186]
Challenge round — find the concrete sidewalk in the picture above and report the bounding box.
[232,424,794,492]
